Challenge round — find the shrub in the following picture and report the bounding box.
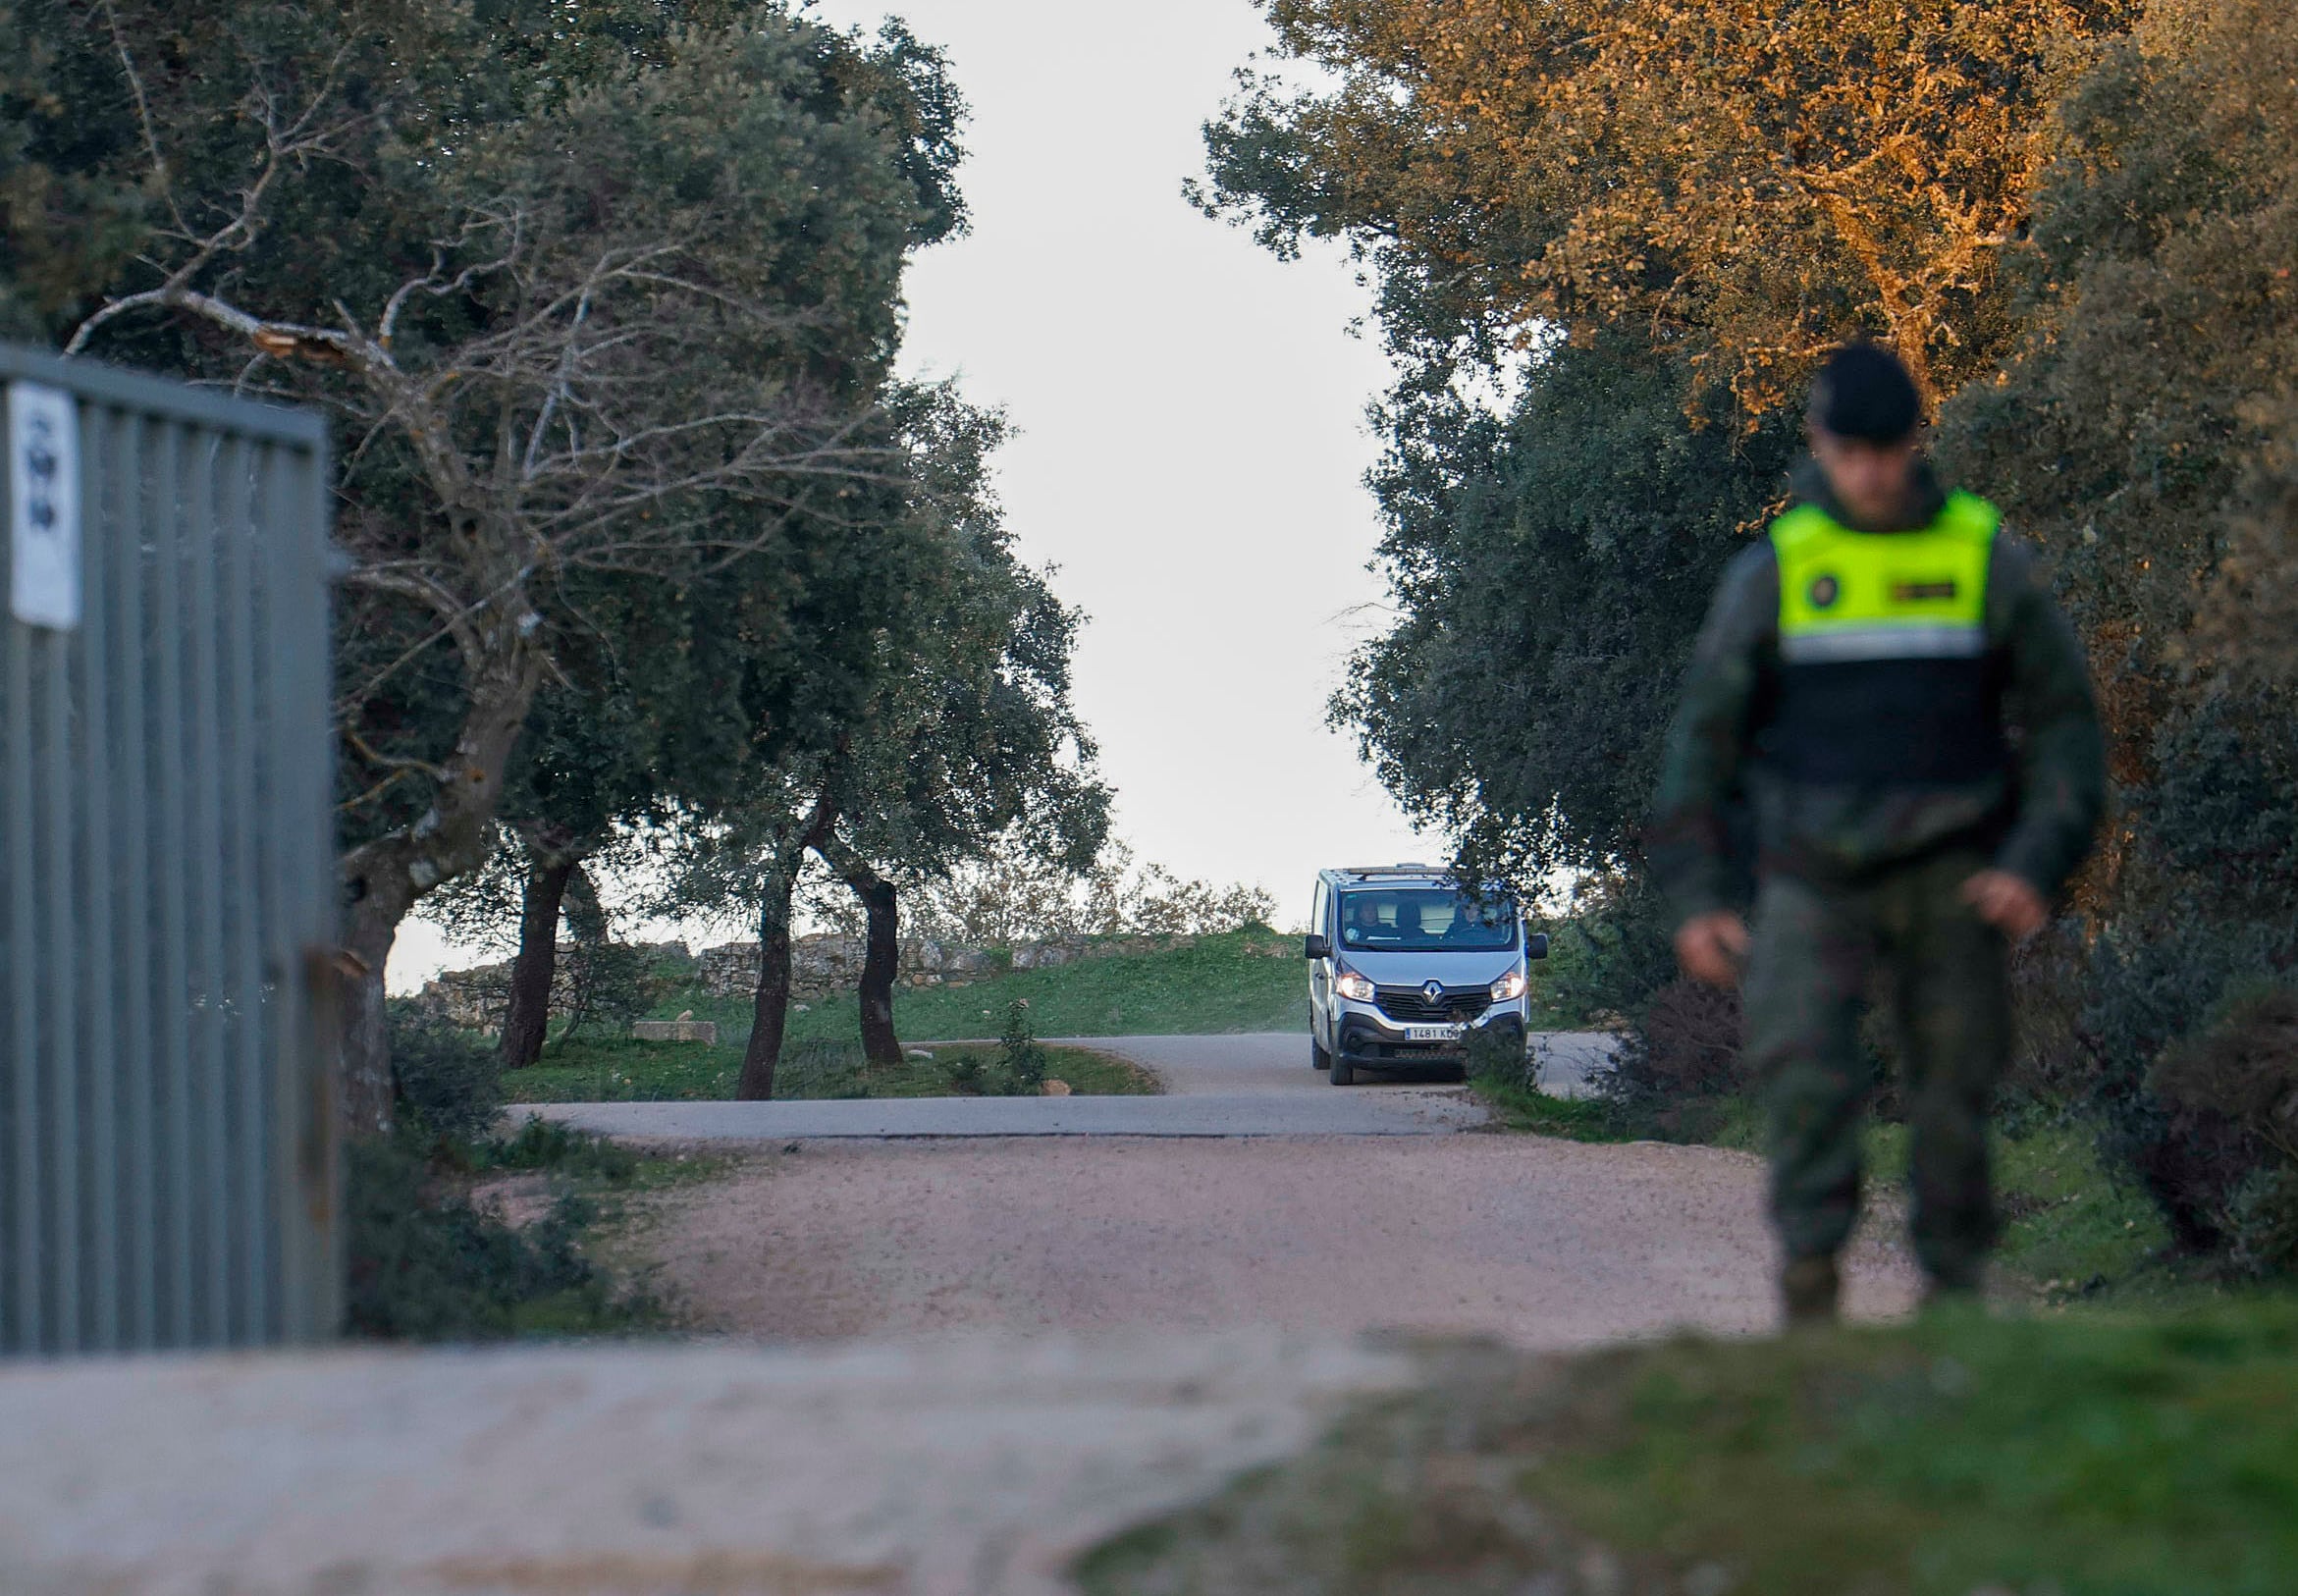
[1596,979,1750,1143]
[998,999,1047,1093]
[345,1134,608,1341]
[484,1115,641,1183]
[2142,981,2298,1276]
[946,1050,991,1094]
[388,999,504,1143]
[557,938,658,1041]
[2078,912,2298,1257]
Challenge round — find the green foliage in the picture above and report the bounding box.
[1338,332,1798,891]
[1081,1300,2298,1595]
[883,834,1279,947]
[504,1034,1155,1102]
[1924,1,2298,1272]
[482,1116,642,1184]
[386,1000,504,1144]
[555,938,658,1043]
[344,1134,624,1342]
[997,999,1047,1093]
[2139,982,2298,1277]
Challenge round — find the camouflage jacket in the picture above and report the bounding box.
[1647,457,2107,922]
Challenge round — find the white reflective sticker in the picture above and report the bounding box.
[1780,623,1984,664]
[9,382,80,630]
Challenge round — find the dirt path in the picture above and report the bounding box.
[640,1134,1918,1348]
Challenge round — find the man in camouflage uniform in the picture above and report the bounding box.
[1649,343,2106,1325]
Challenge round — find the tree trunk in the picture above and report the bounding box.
[855,875,901,1066]
[338,901,400,1139]
[737,862,801,1101]
[735,783,842,1101]
[499,848,576,1070]
[336,634,549,1136]
[821,838,902,1065]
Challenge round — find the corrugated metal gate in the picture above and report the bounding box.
[1,344,338,1355]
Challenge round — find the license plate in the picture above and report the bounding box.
[1405,1024,1464,1043]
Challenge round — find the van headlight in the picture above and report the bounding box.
[1490,970,1526,1002]
[1335,970,1375,1002]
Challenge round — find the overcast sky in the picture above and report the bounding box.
[389,0,1430,990]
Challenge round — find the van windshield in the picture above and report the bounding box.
[1336,888,1518,953]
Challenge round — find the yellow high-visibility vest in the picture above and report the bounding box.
[1771,492,1999,663]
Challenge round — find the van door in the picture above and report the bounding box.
[1309,878,1332,1034]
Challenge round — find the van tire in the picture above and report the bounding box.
[1329,1052,1356,1086]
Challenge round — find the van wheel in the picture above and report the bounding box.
[1329,1052,1356,1086]
[1311,1033,1331,1071]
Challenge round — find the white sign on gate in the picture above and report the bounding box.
[9,380,80,631]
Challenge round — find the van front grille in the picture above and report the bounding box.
[1373,985,1492,1025]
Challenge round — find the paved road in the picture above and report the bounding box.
[528,1030,1619,1142]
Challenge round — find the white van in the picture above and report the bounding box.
[1304,865,1547,1086]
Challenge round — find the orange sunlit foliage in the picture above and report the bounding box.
[1256,0,2131,411]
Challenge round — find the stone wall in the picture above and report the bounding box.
[414,941,693,1035]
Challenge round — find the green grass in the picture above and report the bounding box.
[1077,1299,2298,1595]
[503,1035,1156,1103]
[1470,1074,1639,1141]
[801,930,1312,1040]
[1474,1066,2188,1305]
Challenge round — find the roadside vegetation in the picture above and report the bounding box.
[347,1009,697,1341]
[506,1037,1154,1103]
[1078,1300,2298,1595]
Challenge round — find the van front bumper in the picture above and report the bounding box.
[1335,1008,1525,1070]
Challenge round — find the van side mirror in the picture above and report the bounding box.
[1526,931,1550,961]
[1304,933,1332,960]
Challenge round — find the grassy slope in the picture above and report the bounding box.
[1077,1300,2298,1595]
[797,931,1310,1040]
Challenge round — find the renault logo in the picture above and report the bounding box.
[1421,980,1444,1004]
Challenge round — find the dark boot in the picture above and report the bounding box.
[1782,1254,1841,1328]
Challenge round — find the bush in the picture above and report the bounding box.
[2076,911,2298,1256]
[1532,872,1683,1028]
[345,1134,610,1341]
[1595,979,1750,1143]
[483,1115,641,1183]
[2142,981,2298,1276]
[557,938,659,1041]
[998,999,1047,1093]
[388,999,503,1143]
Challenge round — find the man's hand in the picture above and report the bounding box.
[1675,910,1751,987]
[1961,870,2049,941]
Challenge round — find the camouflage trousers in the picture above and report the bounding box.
[1740,849,2010,1289]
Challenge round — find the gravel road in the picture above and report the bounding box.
[620,1031,1915,1349]
[643,1134,1916,1349]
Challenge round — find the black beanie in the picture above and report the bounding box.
[1809,343,1920,443]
